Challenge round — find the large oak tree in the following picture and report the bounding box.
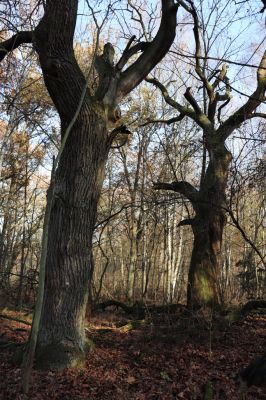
[0,0,179,368]
[147,0,266,309]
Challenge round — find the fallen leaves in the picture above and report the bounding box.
[0,311,265,399]
[126,375,136,384]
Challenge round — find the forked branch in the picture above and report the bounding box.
[178,0,213,97]
[145,77,197,121]
[217,51,266,139]
[116,0,179,100]
[146,77,213,129]
[116,40,149,71]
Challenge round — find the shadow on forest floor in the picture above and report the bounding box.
[0,307,265,400]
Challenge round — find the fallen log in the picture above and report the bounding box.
[239,300,266,317]
[93,300,186,319]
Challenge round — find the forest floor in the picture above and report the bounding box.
[0,307,265,400]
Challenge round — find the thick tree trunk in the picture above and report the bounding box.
[187,142,232,309]
[36,110,108,369]
[31,0,111,368]
[23,0,178,370]
[187,211,225,308]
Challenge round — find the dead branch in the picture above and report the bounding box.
[116,0,179,99]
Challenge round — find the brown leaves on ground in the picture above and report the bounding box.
[0,310,265,400]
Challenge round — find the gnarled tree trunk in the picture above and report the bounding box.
[187,141,232,308]
[147,0,265,310]
[154,137,233,309]
[188,208,226,307]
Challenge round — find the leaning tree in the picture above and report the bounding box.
[0,0,179,368]
[146,0,266,308]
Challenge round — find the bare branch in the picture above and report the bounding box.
[217,51,266,139]
[249,112,266,119]
[116,40,149,71]
[227,207,266,267]
[216,78,231,102]
[116,0,179,100]
[217,97,231,123]
[140,115,185,127]
[154,180,199,203]
[153,181,177,191]
[0,31,33,62]
[209,68,232,122]
[177,218,194,227]
[179,0,213,98]
[178,0,239,126]
[184,87,202,114]
[146,77,214,130]
[170,49,266,70]
[127,1,149,41]
[107,124,132,148]
[146,77,196,120]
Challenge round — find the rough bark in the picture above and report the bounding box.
[36,111,108,369]
[32,0,107,369]
[155,136,232,308]
[187,140,232,308]
[148,19,265,308]
[1,0,178,369]
[187,212,225,308]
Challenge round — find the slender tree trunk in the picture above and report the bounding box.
[171,219,184,300]
[127,222,138,301]
[17,153,29,308]
[0,177,17,278]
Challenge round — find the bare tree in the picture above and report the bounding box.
[146,0,266,308]
[0,0,179,368]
